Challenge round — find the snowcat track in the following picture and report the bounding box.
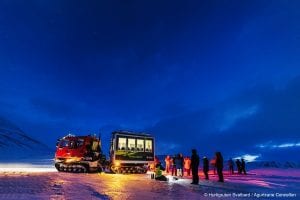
[55,163,88,173]
[110,165,148,174]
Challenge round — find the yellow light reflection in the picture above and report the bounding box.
[65,157,82,163]
[114,161,120,167]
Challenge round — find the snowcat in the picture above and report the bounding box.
[54,134,104,173]
[109,130,155,173]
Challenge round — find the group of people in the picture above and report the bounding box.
[228,158,247,175]
[154,149,224,184]
[201,152,225,183]
[153,149,199,183]
[154,150,248,184]
[164,154,192,177]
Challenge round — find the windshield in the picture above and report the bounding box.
[58,139,69,148]
[58,139,85,148]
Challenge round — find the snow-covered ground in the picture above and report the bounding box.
[0,164,299,200]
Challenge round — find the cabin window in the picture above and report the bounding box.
[127,138,136,151]
[118,137,127,150]
[137,139,144,152]
[145,140,153,152]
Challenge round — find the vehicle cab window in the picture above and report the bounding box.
[77,139,84,147]
[69,141,77,148]
[59,139,69,148]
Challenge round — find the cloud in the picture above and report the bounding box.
[30,97,76,118]
[149,76,300,160]
[234,154,261,162]
[257,142,300,149]
[219,104,259,132]
[29,97,103,125]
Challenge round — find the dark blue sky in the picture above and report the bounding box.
[0,0,300,160]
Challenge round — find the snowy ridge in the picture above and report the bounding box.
[0,117,51,160]
[157,155,300,169]
[246,161,300,169]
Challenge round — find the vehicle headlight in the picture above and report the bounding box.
[115,161,121,167]
[65,157,82,163]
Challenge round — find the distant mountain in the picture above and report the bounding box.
[0,117,51,160]
[156,155,300,170]
[247,161,300,169]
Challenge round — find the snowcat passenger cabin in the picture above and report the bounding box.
[109,130,155,173]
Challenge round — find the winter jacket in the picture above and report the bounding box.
[175,157,182,168]
[191,154,199,169]
[203,158,209,172]
[215,153,223,169]
[184,158,191,169]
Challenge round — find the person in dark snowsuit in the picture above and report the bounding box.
[228,158,234,174]
[178,154,184,177]
[203,156,209,180]
[171,155,177,176]
[241,159,247,175]
[215,152,224,182]
[191,149,199,184]
[175,154,183,177]
[236,159,242,174]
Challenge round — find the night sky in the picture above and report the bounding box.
[0,0,300,161]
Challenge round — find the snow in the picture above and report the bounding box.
[0,163,56,173]
[0,166,299,200]
[0,116,299,199]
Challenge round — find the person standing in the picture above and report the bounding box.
[175,154,182,177]
[165,155,171,173]
[171,155,177,176]
[228,158,234,174]
[184,157,191,176]
[203,156,209,180]
[215,152,224,182]
[178,154,184,177]
[241,158,247,175]
[236,159,242,174]
[210,158,216,175]
[191,149,199,185]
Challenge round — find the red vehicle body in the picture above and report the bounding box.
[54,134,103,172]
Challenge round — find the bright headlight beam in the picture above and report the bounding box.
[0,163,57,173]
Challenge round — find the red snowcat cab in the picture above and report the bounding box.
[54,134,104,173]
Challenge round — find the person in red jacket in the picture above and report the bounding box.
[165,155,171,173]
[184,157,191,176]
